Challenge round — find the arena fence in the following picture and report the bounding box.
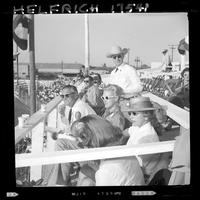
[15,92,190,182]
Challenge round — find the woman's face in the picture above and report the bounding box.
[102,90,118,109]
[112,54,124,67]
[128,111,146,127]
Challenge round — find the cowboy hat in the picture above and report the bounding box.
[121,96,156,112]
[162,49,168,54]
[106,46,129,58]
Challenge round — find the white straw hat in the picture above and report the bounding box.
[106,46,129,58]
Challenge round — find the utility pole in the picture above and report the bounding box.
[134,56,140,69]
[127,48,130,64]
[61,60,64,75]
[29,14,36,114]
[15,45,19,85]
[168,44,178,62]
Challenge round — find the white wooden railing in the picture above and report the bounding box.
[15,92,190,181]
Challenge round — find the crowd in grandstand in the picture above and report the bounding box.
[15,45,190,187]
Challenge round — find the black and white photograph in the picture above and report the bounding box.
[11,10,193,197]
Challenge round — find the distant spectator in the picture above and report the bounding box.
[84,73,105,116]
[79,75,93,100]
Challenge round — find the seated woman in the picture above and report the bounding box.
[122,96,171,184]
[71,115,145,186]
[102,84,129,131]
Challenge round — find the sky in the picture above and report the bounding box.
[13,13,189,67]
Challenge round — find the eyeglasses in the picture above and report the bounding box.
[128,111,140,116]
[101,96,116,100]
[112,55,122,59]
[60,93,75,98]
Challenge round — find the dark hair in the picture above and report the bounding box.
[91,73,102,83]
[62,85,78,93]
[71,114,126,148]
[181,67,189,78]
[84,75,93,82]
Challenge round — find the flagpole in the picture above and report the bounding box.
[85,14,89,75]
[29,14,36,114]
[16,44,19,85]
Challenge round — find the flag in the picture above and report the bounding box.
[178,37,189,55]
[13,15,29,50]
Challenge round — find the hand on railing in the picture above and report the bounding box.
[45,126,64,140]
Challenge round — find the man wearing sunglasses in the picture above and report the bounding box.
[42,85,96,186]
[83,73,105,116]
[58,85,96,131]
[106,46,143,96]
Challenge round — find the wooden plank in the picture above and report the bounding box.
[29,121,45,180]
[16,140,175,168]
[46,108,58,152]
[15,96,62,144]
[143,92,189,129]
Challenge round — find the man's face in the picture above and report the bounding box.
[112,54,124,67]
[61,88,77,107]
[83,77,92,88]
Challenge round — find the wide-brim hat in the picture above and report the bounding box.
[121,96,156,112]
[106,46,129,58]
[120,92,141,99]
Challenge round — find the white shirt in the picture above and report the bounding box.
[127,122,160,174]
[95,157,145,186]
[127,122,159,145]
[58,99,96,135]
[70,98,96,123]
[108,63,143,94]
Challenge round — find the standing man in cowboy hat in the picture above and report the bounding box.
[106,45,143,97]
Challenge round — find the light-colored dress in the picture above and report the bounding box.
[95,157,145,186]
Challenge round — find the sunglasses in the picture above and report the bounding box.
[112,55,122,59]
[84,80,90,83]
[128,111,140,116]
[60,93,75,98]
[101,96,116,100]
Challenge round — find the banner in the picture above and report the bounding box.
[13,15,29,50]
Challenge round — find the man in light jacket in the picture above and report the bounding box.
[106,45,143,96]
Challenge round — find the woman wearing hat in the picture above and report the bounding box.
[106,46,143,96]
[122,96,171,184]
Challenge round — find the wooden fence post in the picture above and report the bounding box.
[46,108,58,152]
[30,121,45,181]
